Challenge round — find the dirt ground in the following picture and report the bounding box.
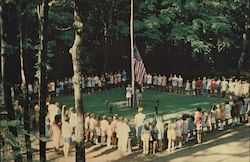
[33,124,250,162]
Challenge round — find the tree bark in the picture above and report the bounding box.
[69,2,85,161]
[0,5,4,105]
[19,0,32,160]
[37,1,49,161]
[1,4,22,161]
[237,0,249,78]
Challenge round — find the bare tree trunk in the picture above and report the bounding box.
[0,5,4,105]
[37,1,49,161]
[69,2,85,161]
[19,0,32,160]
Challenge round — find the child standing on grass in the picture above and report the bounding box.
[194,108,202,144]
[182,114,188,143]
[188,113,195,140]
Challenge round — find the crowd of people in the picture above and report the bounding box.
[17,94,248,158]
[11,71,250,158]
[12,70,249,100]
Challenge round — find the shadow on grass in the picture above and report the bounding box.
[111,125,250,162]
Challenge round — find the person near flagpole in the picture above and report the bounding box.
[126,84,132,107]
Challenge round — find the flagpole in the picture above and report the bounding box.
[130,0,135,108]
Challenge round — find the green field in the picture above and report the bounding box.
[55,88,225,119]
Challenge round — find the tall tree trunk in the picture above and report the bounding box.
[1,4,22,162]
[69,2,85,161]
[0,5,4,105]
[37,0,49,161]
[237,0,249,78]
[19,0,32,160]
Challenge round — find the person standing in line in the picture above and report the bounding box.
[134,107,146,147]
[126,84,132,107]
[194,108,202,144]
[101,115,109,145]
[206,78,212,97]
[211,78,216,97]
[172,74,178,93]
[157,74,162,91]
[221,78,228,98]
[111,115,118,148]
[141,120,152,155]
[120,118,131,154]
[192,78,196,96]
[224,101,232,127]
[216,77,222,97]
[147,73,153,89]
[182,114,189,144]
[175,115,183,148]
[136,88,143,107]
[196,77,202,96]
[162,75,167,92]
[51,115,62,154]
[61,105,72,158]
[89,113,96,143]
[106,117,113,148]
[177,75,183,94]
[167,118,176,152]
[156,116,164,152]
[168,74,173,92]
[94,116,102,145]
[85,112,90,142]
[153,74,158,90]
[202,77,207,96]
[185,80,191,95]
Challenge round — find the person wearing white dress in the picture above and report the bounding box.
[221,78,228,98]
[175,116,183,148]
[156,116,164,151]
[100,115,109,145]
[147,73,153,88]
[162,75,167,91]
[224,101,232,127]
[177,75,183,93]
[185,80,191,95]
[126,84,132,107]
[206,78,212,97]
[134,107,146,147]
[192,79,196,96]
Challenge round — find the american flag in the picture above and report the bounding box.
[134,45,146,85]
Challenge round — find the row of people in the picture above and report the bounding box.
[15,94,248,158]
[143,74,249,97]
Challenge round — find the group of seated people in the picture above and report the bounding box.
[35,94,249,158]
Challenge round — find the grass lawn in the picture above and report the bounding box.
[55,88,226,120]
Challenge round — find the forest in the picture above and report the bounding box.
[1,0,249,84]
[0,0,249,162]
